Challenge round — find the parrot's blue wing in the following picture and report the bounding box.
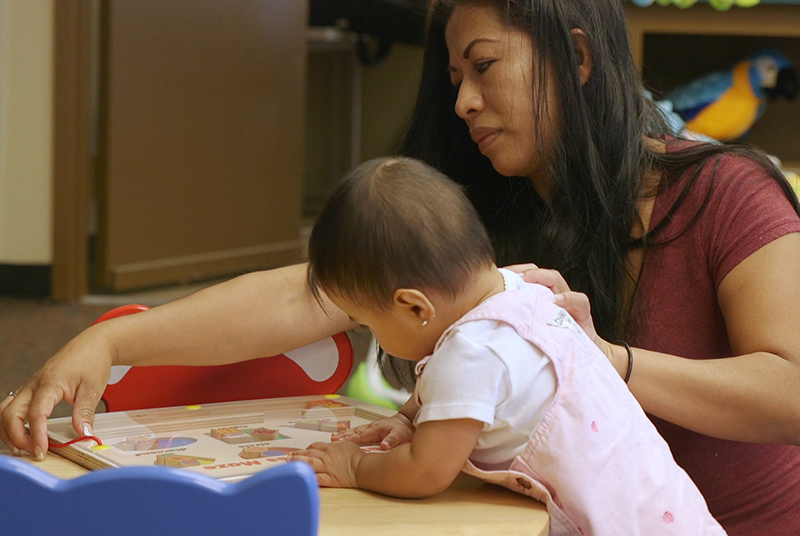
[665,71,734,121]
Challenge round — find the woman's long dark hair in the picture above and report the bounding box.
[400,0,800,342]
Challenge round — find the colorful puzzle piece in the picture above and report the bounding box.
[250,428,280,441]
[293,418,350,432]
[155,453,215,468]
[238,446,299,460]
[306,399,348,409]
[115,436,158,451]
[210,427,253,444]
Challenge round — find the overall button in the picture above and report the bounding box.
[516,477,532,490]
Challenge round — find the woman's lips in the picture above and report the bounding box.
[470,127,501,153]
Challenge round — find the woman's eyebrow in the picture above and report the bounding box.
[463,38,497,59]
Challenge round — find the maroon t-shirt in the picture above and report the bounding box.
[628,148,800,534]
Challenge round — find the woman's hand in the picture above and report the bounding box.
[0,325,115,460]
[504,263,628,378]
[505,263,600,339]
[331,412,415,450]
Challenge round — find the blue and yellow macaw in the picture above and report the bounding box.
[665,49,800,140]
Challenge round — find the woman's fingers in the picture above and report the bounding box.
[524,269,571,294]
[503,264,572,294]
[0,394,22,455]
[0,388,38,458]
[553,291,592,325]
[69,382,102,443]
[504,263,539,274]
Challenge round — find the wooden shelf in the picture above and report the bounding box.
[625,3,800,164]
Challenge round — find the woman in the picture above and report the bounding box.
[400,1,800,534]
[3,1,800,533]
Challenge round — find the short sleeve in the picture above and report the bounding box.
[414,327,509,427]
[703,154,800,286]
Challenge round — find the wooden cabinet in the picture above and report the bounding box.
[94,0,308,291]
[624,2,800,173]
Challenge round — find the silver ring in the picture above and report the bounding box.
[6,391,14,399]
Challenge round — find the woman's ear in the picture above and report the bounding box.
[570,29,593,87]
[393,288,436,326]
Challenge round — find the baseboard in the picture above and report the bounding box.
[0,264,52,298]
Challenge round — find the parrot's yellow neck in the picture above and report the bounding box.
[733,61,758,100]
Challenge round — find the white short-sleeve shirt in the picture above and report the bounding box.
[414,270,557,467]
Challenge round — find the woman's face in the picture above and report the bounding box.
[445,4,547,182]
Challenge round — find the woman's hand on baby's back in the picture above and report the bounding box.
[505,263,621,373]
[332,413,415,450]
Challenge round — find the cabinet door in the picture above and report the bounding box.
[95,0,308,291]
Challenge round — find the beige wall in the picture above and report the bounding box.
[0,0,54,264]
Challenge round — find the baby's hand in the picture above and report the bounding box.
[332,413,414,450]
[288,441,364,488]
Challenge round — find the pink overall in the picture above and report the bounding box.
[414,284,726,536]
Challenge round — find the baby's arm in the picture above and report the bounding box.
[289,418,482,498]
[333,396,418,449]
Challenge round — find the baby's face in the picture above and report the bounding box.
[327,293,437,361]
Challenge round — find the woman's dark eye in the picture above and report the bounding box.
[475,60,493,74]
[449,77,462,97]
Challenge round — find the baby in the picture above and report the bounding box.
[288,156,726,536]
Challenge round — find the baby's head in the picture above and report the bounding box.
[307,156,496,359]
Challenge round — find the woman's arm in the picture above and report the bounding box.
[625,233,800,444]
[520,234,800,445]
[290,418,483,498]
[0,263,358,458]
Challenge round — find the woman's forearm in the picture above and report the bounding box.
[627,347,800,445]
[105,263,357,367]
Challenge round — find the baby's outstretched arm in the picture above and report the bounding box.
[333,397,418,449]
[289,418,482,498]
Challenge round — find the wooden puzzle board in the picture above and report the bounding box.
[47,395,394,481]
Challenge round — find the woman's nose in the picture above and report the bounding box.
[454,80,483,120]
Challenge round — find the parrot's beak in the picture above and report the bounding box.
[766,67,800,101]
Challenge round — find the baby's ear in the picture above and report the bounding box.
[393,288,436,325]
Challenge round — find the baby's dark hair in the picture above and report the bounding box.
[307,156,496,309]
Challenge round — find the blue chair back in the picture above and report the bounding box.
[0,456,319,535]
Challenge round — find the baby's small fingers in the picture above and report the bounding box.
[316,472,346,488]
[337,425,378,444]
[332,429,358,441]
[287,451,317,465]
[379,429,410,450]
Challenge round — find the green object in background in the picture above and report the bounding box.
[345,338,411,411]
[787,172,800,199]
[346,362,401,410]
